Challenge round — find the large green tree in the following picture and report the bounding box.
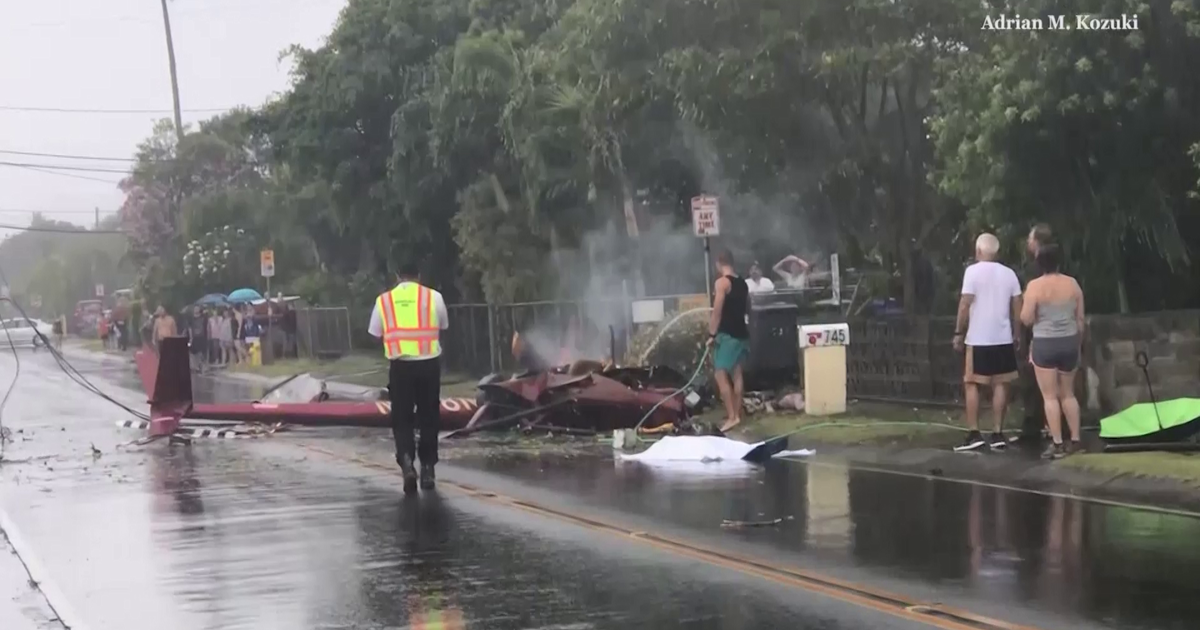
[120,111,314,308]
[114,0,1200,317]
[932,0,1200,312]
[0,215,133,319]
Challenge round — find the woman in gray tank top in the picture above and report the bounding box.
[1019,245,1085,459]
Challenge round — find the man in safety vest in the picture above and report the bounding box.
[368,262,449,493]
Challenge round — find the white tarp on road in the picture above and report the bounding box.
[616,435,814,463]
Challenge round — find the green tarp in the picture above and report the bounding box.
[1099,398,1200,439]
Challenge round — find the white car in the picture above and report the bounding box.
[0,318,53,348]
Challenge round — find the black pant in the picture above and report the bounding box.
[389,357,442,466]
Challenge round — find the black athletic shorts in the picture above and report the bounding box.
[964,343,1019,385]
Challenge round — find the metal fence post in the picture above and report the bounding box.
[306,308,315,359]
[468,306,478,374]
[487,304,497,374]
[924,317,935,399]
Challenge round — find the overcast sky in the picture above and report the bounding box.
[0,0,346,238]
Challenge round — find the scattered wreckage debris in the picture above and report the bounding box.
[115,418,290,448]
[741,391,805,416]
[720,516,795,529]
[127,338,712,439]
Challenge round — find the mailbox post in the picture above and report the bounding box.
[799,323,850,415]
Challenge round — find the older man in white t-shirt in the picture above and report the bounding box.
[952,233,1022,452]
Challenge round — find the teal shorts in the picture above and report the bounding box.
[713,333,749,372]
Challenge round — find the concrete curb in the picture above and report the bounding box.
[806,442,1200,515]
[0,509,90,630]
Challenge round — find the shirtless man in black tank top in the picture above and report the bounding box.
[707,249,751,432]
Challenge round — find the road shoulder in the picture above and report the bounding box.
[0,527,66,630]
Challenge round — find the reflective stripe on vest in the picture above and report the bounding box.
[378,283,440,359]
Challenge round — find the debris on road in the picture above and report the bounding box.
[129,338,711,440]
[615,435,815,463]
[720,516,794,529]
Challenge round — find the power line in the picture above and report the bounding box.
[0,149,137,163]
[0,223,126,235]
[0,161,130,174]
[0,105,229,115]
[0,163,122,184]
[0,208,116,216]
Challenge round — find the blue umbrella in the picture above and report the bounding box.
[195,293,229,306]
[227,288,264,303]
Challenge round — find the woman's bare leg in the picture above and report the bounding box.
[1034,366,1062,443]
[1058,370,1081,442]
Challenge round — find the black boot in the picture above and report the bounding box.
[397,453,418,494]
[419,463,436,490]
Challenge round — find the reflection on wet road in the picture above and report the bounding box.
[3,349,1200,630]
[457,447,1200,630]
[2,352,930,630]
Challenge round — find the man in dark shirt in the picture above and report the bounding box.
[113,298,130,351]
[280,303,298,358]
[707,249,751,432]
[187,306,208,371]
[1020,223,1054,440]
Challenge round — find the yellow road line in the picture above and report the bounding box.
[299,444,1045,630]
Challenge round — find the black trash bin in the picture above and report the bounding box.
[746,302,799,390]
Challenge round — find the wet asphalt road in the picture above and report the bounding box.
[2,349,1199,630]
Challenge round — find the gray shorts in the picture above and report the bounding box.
[1031,335,1079,372]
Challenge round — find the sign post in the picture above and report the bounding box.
[690,195,720,305]
[260,249,276,362]
[830,253,841,307]
[260,248,276,300]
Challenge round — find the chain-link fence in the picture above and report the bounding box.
[312,289,977,405]
[296,306,354,360]
[439,295,715,377]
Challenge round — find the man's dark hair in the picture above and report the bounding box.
[716,249,734,267]
[1035,243,1061,274]
[1031,223,1053,246]
[394,260,420,280]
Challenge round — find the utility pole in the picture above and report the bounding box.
[94,207,99,230]
[159,0,185,142]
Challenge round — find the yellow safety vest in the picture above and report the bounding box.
[410,608,465,629]
[377,283,440,360]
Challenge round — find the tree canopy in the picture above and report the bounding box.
[113,0,1200,314]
